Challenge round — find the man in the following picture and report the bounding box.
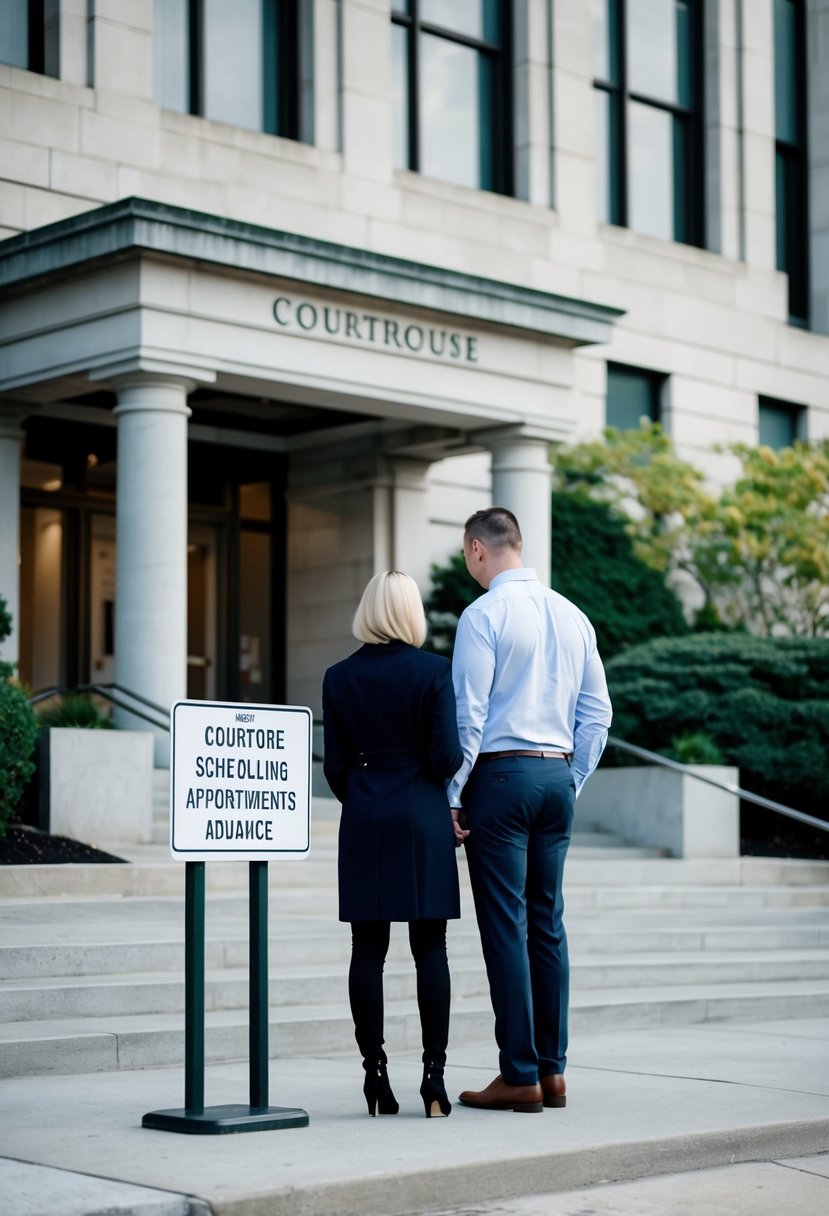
[448,507,612,1113]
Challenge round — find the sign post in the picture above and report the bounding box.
[143,700,312,1134]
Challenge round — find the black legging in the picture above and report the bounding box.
[349,919,450,1070]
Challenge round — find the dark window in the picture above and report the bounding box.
[153,0,299,139]
[758,397,804,450]
[392,0,512,194]
[606,363,664,430]
[774,0,809,324]
[0,1,58,76]
[593,0,704,246]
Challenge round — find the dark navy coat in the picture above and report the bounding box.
[322,641,463,922]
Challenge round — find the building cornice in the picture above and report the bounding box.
[0,198,623,347]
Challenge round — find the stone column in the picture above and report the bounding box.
[0,411,24,667]
[113,377,192,765]
[484,431,552,586]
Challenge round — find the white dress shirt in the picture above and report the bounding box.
[448,568,612,806]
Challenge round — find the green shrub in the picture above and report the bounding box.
[605,634,829,819]
[36,695,114,729]
[0,596,38,838]
[550,492,688,659]
[669,731,724,766]
[426,551,484,654]
[425,495,688,659]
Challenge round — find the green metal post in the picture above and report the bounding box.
[184,861,206,1113]
[249,860,269,1109]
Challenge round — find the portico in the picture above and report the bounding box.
[0,198,620,747]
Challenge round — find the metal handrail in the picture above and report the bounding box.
[606,735,828,834]
[27,683,170,733]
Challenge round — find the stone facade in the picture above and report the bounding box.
[1,0,828,724]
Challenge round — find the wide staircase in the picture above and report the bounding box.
[1,798,829,1080]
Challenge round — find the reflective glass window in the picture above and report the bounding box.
[392,20,409,170]
[592,0,701,246]
[421,0,500,42]
[773,0,808,322]
[0,0,28,69]
[154,0,189,114]
[392,0,509,194]
[152,0,298,139]
[758,398,803,450]
[606,364,663,431]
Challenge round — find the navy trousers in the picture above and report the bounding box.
[464,755,575,1086]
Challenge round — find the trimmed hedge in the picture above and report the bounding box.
[550,492,688,659]
[605,634,829,820]
[0,596,38,837]
[426,494,688,659]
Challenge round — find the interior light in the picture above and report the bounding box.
[43,478,62,492]
[86,453,99,468]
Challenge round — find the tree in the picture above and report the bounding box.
[554,424,829,637]
[549,492,687,658]
[425,494,688,659]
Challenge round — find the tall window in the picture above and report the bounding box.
[758,397,805,450]
[593,0,703,245]
[0,1,58,76]
[774,0,809,324]
[606,363,664,430]
[392,1,512,194]
[154,0,298,138]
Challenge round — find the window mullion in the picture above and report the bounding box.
[409,0,420,172]
[189,0,202,116]
[618,0,628,228]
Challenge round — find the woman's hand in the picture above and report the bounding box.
[451,807,470,846]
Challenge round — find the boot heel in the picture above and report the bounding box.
[512,1100,544,1113]
[420,1064,451,1118]
[363,1061,399,1117]
[544,1094,566,1109]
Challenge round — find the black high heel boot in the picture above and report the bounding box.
[363,1059,399,1116]
[420,1061,451,1118]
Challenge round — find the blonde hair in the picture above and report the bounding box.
[352,571,428,647]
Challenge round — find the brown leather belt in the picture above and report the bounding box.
[478,749,572,761]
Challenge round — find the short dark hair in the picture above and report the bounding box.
[464,507,522,552]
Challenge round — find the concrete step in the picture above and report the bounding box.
[4,979,829,1079]
[5,949,829,1024]
[4,917,829,982]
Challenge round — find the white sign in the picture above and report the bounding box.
[170,700,312,861]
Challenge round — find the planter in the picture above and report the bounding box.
[576,764,740,858]
[37,728,154,846]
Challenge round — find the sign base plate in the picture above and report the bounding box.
[142,1103,309,1135]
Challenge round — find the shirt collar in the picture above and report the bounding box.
[489,568,537,590]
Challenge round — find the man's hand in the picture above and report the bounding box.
[451,807,470,845]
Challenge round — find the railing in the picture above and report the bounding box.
[606,735,829,834]
[24,692,826,836]
[27,683,170,733]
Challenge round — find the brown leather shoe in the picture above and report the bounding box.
[541,1073,566,1108]
[458,1074,543,1113]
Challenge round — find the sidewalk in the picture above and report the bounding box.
[3,1016,828,1216]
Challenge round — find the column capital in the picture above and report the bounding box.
[0,401,36,440]
[111,377,195,423]
[90,356,216,389]
[473,425,561,453]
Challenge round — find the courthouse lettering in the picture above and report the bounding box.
[273,296,478,363]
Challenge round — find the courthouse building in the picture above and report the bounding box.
[1,1,828,747]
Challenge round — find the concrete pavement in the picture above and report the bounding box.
[2,1016,828,1216]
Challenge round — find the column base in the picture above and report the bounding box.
[142,1103,309,1134]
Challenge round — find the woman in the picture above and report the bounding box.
[322,570,463,1118]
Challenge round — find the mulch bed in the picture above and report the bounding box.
[0,825,127,865]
